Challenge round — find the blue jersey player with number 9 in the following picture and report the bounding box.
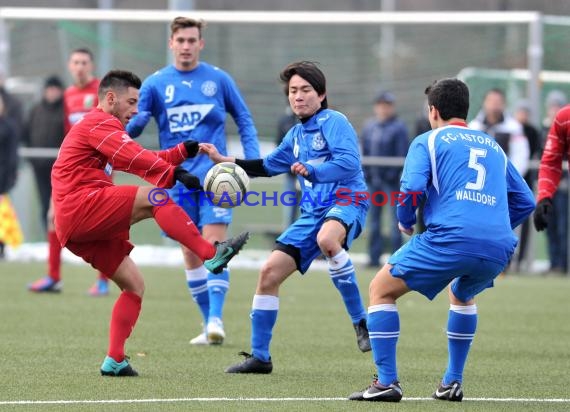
[126,17,260,346]
[349,78,535,403]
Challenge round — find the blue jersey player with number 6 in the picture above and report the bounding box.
[348,78,535,403]
[126,17,260,346]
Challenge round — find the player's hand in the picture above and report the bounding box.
[291,162,313,178]
[199,143,228,164]
[398,222,414,236]
[174,165,203,191]
[183,139,199,158]
[533,197,552,231]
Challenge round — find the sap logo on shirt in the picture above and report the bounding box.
[167,104,214,133]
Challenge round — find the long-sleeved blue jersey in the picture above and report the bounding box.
[398,123,535,265]
[263,109,369,215]
[126,62,260,179]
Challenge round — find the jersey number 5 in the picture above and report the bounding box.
[465,147,487,191]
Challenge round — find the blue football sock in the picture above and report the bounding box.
[443,304,477,385]
[368,304,400,386]
[251,295,279,362]
[328,250,366,323]
[185,267,209,325]
[207,269,229,320]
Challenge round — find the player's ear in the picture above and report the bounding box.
[105,90,117,106]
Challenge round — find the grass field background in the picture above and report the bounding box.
[0,260,568,411]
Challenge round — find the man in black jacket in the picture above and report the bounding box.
[23,76,65,230]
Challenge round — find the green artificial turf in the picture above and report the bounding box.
[0,261,568,411]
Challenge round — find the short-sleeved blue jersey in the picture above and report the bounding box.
[263,109,369,216]
[126,62,260,179]
[398,123,535,265]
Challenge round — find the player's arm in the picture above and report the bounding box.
[536,107,568,203]
[224,75,260,159]
[125,81,153,137]
[199,142,285,178]
[296,117,361,182]
[88,119,182,188]
[156,140,199,165]
[506,160,536,229]
[397,139,430,229]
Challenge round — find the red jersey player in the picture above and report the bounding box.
[28,48,109,295]
[51,69,248,376]
[534,104,570,234]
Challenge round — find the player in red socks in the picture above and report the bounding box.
[50,69,248,376]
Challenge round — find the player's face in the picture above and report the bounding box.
[169,27,204,71]
[109,87,139,127]
[483,92,505,118]
[287,74,325,119]
[68,52,94,87]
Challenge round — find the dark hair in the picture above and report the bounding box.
[98,70,141,99]
[70,47,94,61]
[280,61,328,109]
[44,75,64,89]
[424,78,469,121]
[484,88,505,100]
[170,16,205,38]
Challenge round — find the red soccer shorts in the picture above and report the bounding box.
[64,185,138,276]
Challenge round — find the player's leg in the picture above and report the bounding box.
[318,212,369,352]
[434,257,503,402]
[132,187,248,276]
[182,224,232,346]
[348,264,409,402]
[202,223,230,344]
[432,287,475,402]
[225,249,296,374]
[174,189,232,345]
[100,255,144,377]
[28,197,63,293]
[197,203,233,345]
[226,215,322,374]
[182,247,211,344]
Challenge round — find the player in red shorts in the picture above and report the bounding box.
[51,69,249,376]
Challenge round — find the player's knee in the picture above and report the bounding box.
[369,267,399,303]
[316,234,340,258]
[257,264,281,294]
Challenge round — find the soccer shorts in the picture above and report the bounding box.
[169,181,232,229]
[387,234,507,302]
[64,185,137,276]
[276,203,367,274]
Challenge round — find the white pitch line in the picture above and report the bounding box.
[1,397,570,405]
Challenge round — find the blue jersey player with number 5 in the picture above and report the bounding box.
[348,78,535,403]
[126,17,260,346]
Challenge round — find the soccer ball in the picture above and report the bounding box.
[203,162,250,208]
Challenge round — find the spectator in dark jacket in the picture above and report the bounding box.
[23,75,65,230]
[360,90,409,266]
[0,93,20,258]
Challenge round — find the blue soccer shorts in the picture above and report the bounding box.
[387,234,507,302]
[276,203,367,274]
[168,181,232,229]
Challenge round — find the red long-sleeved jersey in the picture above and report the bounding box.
[51,108,188,245]
[537,105,570,202]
